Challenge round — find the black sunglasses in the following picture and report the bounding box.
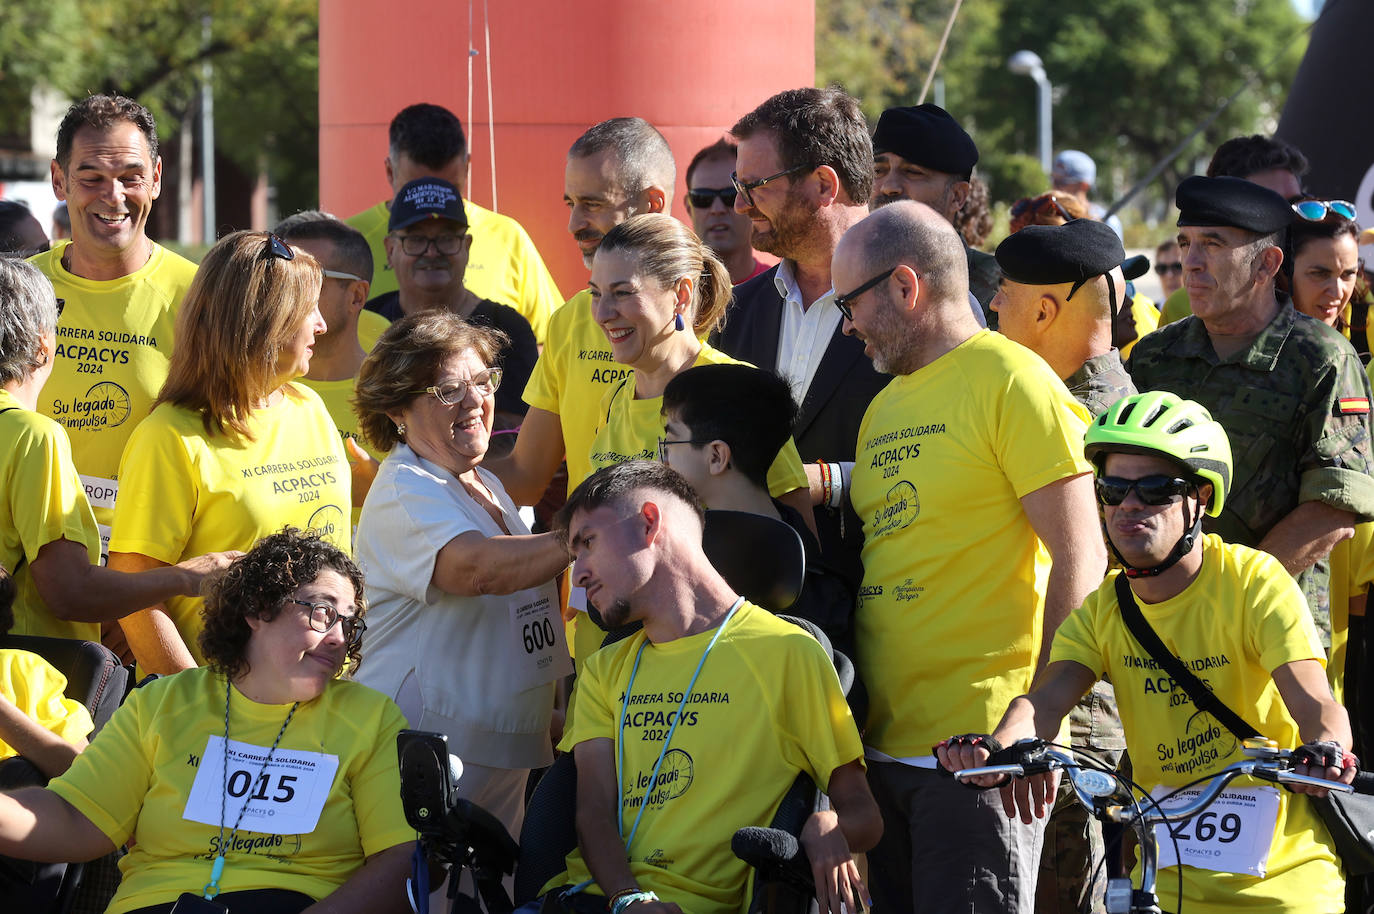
[688,187,738,209]
[834,267,898,322]
[264,233,295,262]
[1154,263,1183,276]
[55,297,66,319]
[1095,475,1193,507]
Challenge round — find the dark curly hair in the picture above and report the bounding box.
[199,528,367,680]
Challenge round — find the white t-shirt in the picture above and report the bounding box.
[352,444,567,769]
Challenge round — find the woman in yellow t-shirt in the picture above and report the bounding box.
[109,232,350,675]
[0,529,412,914]
[0,259,235,644]
[586,214,808,497]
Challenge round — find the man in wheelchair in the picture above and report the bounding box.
[531,461,879,914]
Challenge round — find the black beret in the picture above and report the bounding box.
[871,104,978,176]
[1175,175,1292,234]
[995,220,1125,289]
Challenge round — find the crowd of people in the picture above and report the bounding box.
[0,83,1370,914]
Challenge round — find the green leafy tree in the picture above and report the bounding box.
[818,0,1307,214]
[1,0,319,217]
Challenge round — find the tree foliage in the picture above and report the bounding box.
[818,0,1308,215]
[1,0,319,215]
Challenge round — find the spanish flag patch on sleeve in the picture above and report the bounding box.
[1338,396,1371,415]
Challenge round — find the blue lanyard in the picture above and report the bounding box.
[614,597,744,848]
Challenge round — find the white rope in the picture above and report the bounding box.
[466,0,475,144]
[483,0,497,211]
[917,0,964,106]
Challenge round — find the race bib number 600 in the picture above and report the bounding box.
[183,737,340,836]
[1151,784,1279,877]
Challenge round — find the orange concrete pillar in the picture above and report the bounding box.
[319,0,814,298]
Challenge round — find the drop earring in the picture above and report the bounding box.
[674,313,686,332]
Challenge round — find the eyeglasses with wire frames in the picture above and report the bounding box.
[1094,475,1195,507]
[263,233,295,263]
[287,599,367,648]
[389,232,467,257]
[730,165,808,208]
[834,267,899,322]
[657,436,710,462]
[413,368,503,406]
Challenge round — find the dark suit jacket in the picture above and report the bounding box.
[714,265,890,588]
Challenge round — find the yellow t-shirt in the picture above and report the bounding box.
[298,375,383,533]
[1328,521,1373,702]
[356,309,391,353]
[1119,292,1160,362]
[550,602,862,914]
[1158,286,1192,327]
[109,384,351,663]
[588,345,808,498]
[1051,535,1339,914]
[0,390,101,642]
[30,241,198,552]
[0,648,93,759]
[48,667,413,914]
[523,288,628,491]
[853,330,1092,756]
[347,199,563,344]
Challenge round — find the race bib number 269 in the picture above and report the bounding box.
[1151,785,1279,877]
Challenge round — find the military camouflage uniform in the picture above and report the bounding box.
[1128,304,1374,647]
[1038,350,1134,914]
[1067,349,1136,419]
[967,244,1000,328]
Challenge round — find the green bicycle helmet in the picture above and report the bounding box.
[1084,391,1232,517]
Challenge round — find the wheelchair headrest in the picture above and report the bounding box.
[702,510,805,612]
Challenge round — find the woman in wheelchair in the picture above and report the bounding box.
[0,530,414,914]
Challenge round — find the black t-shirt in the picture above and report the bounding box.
[364,293,536,416]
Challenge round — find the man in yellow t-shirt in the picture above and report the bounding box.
[31,94,197,561]
[484,118,675,668]
[345,102,562,344]
[276,214,383,527]
[941,392,1356,914]
[835,201,1106,913]
[539,460,880,914]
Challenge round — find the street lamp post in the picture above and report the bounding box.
[1008,50,1052,177]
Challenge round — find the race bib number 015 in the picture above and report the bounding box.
[1151,784,1279,877]
[183,737,340,836]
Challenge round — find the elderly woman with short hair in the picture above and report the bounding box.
[0,258,229,643]
[353,310,570,839]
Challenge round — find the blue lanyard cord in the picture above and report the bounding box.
[615,597,744,849]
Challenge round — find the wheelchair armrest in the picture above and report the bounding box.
[444,798,520,876]
[733,826,813,895]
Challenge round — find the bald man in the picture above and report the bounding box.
[992,219,1135,415]
[834,201,1106,913]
